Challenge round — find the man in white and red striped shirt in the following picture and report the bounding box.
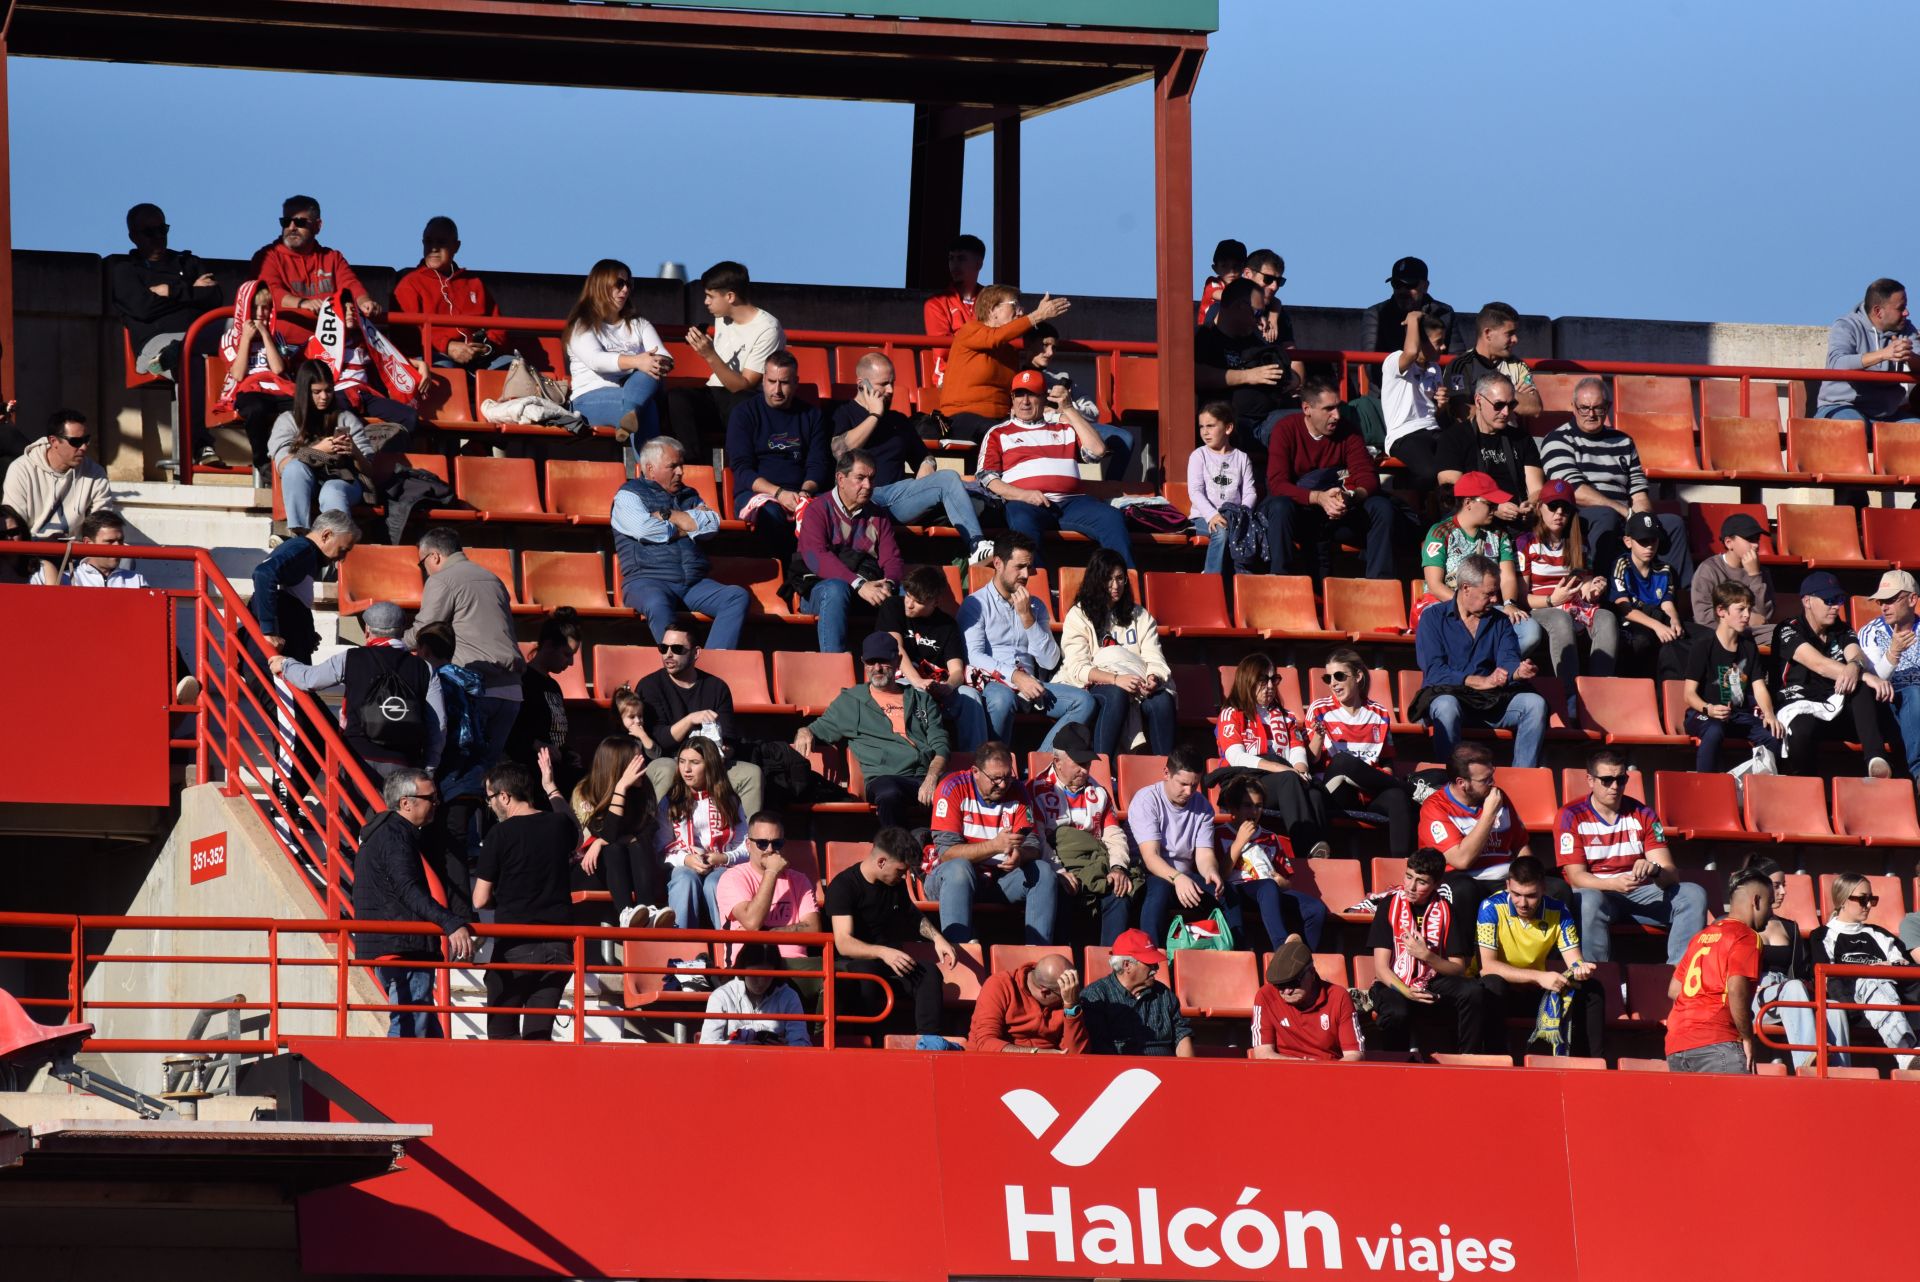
[923,740,1058,944]
[978,369,1134,567]
[1418,741,1529,919]
[1554,747,1707,965]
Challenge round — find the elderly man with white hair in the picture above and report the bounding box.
[610,435,751,650]
[829,349,993,564]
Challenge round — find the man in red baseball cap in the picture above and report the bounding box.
[976,367,1133,568]
[1079,928,1193,1056]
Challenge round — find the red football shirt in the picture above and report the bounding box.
[1251,981,1360,1060]
[1664,917,1760,1055]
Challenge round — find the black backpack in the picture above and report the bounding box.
[357,653,428,753]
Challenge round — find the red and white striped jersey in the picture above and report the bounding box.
[1553,797,1667,878]
[1514,533,1599,626]
[926,769,1035,876]
[1027,765,1120,836]
[1306,696,1394,766]
[1214,820,1296,882]
[1420,785,1528,878]
[1216,703,1309,767]
[978,414,1089,501]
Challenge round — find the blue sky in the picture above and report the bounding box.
[8,0,1913,324]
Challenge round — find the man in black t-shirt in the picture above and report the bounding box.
[877,567,979,744]
[473,761,576,1041]
[831,351,992,563]
[1437,302,1541,422]
[825,826,956,1038]
[631,621,765,814]
[1773,572,1896,778]
[1194,278,1300,445]
[1431,374,1543,525]
[1364,848,1486,1055]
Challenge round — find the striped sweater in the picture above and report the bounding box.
[1539,425,1647,506]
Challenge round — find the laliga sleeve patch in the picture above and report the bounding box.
[1559,831,1575,856]
[1429,820,1448,844]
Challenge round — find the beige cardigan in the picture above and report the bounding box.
[1057,604,1173,689]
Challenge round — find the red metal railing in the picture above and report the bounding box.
[14,540,404,921]
[1755,962,1920,1077]
[0,913,884,1052]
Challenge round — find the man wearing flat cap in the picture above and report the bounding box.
[1081,928,1191,1057]
[1689,511,1777,646]
[1252,935,1362,1062]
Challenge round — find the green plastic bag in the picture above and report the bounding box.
[1166,908,1234,954]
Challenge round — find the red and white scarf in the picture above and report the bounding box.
[664,790,736,863]
[1384,887,1452,989]
[307,292,422,406]
[216,280,297,411]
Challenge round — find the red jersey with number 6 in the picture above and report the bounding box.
[1665,917,1760,1055]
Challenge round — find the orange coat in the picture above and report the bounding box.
[938,313,1034,421]
[968,963,1089,1053]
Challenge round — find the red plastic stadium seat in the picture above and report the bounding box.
[1613,375,1693,419]
[1110,354,1160,422]
[685,650,777,715]
[1873,421,1920,485]
[521,551,619,616]
[591,644,662,699]
[1702,416,1807,481]
[1172,949,1258,1017]
[1615,1057,1670,1073]
[1145,572,1233,636]
[1831,777,1920,846]
[1861,507,1920,567]
[520,640,588,700]
[1429,1053,1513,1068]
[1617,412,1720,481]
[1235,576,1341,641]
[789,346,833,401]
[825,841,865,881]
[1776,874,1820,936]
[914,941,985,1007]
[1560,768,1649,811]
[1776,504,1879,569]
[1369,856,1406,896]
[1686,502,1777,560]
[1653,771,1756,841]
[1167,665,1219,722]
[1055,566,1139,616]
[1817,874,1906,934]
[1492,766,1559,832]
[456,456,565,523]
[1624,963,1674,1024]
[1523,1054,1607,1070]
[1531,372,1587,415]
[545,459,626,523]
[708,557,794,619]
[1787,417,1878,485]
[1291,856,1367,919]
[622,937,713,1010]
[681,465,730,523]
[1350,954,1378,989]
[772,652,855,715]
[1700,379,1784,422]
[1161,481,1193,516]
[338,545,423,615]
[1743,775,1856,846]
[1115,754,1168,810]
[202,355,238,427]
[1659,679,1690,739]
[1323,578,1410,641]
[418,369,474,424]
[989,945,1071,974]
[1083,946,1114,985]
[1574,676,1688,745]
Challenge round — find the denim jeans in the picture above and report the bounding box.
[433,352,518,370]
[1096,422,1136,480]
[1756,976,1836,1071]
[1192,515,1228,574]
[621,576,751,651]
[1140,874,1221,950]
[805,577,862,653]
[1425,691,1548,768]
[1814,404,1920,423]
[1578,879,1709,965]
[572,369,663,444]
[667,862,731,930]
[378,960,442,1038]
[1509,612,1544,656]
[943,685,992,753]
[280,459,360,532]
[1685,706,1783,773]
[1892,685,1920,782]
[1086,683,1176,763]
[1262,492,1397,579]
[1224,878,1330,951]
[1003,494,1134,568]
[872,472,983,542]
[922,857,1059,944]
[952,679,1095,753]
[1667,1041,1748,1074]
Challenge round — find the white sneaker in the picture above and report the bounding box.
[617,904,641,929]
[1748,744,1777,777]
[1869,756,1893,780]
[649,906,677,930]
[968,538,997,565]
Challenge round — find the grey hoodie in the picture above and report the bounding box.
[1818,304,1916,418]
[0,437,114,538]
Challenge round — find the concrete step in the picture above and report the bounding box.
[114,479,274,594]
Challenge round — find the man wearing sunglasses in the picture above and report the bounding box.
[630,622,764,815]
[4,410,115,586]
[1432,374,1543,529]
[1540,377,1693,584]
[1555,747,1705,968]
[351,767,473,1038]
[714,813,821,987]
[249,194,378,337]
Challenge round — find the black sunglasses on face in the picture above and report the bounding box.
[280,216,317,229]
[1849,894,1880,907]
[1593,773,1627,786]
[60,435,91,447]
[1481,397,1518,411]
[658,643,691,656]
[749,837,785,851]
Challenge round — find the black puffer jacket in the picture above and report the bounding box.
[351,810,465,958]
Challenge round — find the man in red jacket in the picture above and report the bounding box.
[968,953,1088,1053]
[249,194,378,336]
[1263,379,1401,579]
[390,216,510,370]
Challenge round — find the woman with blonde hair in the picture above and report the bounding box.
[1809,872,1920,1068]
[565,257,676,452]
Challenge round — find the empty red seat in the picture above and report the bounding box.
[772,652,854,715]
[1110,354,1160,422]
[789,346,833,400]
[1291,856,1367,918]
[1831,777,1920,846]
[698,651,782,714]
[1234,576,1341,640]
[545,459,626,522]
[1776,873,1820,936]
[521,551,619,616]
[913,941,986,1007]
[1653,770,1756,841]
[1700,378,1785,421]
[1702,416,1806,480]
[1492,766,1559,831]
[1618,412,1720,481]
[1787,417,1878,485]
[456,456,565,522]
[707,556,795,619]
[1614,375,1693,419]
[1323,578,1410,640]
[1817,874,1907,934]
[1523,1054,1608,1070]
[1172,949,1258,1017]
[1574,676,1687,745]
[989,944,1072,974]
[1369,856,1406,895]
[1861,507,1920,566]
[1115,754,1168,809]
[1167,665,1220,722]
[824,841,865,881]
[591,644,662,698]
[1624,963,1674,1024]
[338,545,423,614]
[1145,572,1234,636]
[1743,775,1856,846]
[1776,504,1878,568]
[1873,421,1920,484]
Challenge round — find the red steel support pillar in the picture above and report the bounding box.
[992,116,1020,287]
[1153,50,1200,484]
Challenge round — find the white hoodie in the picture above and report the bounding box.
[2,437,114,539]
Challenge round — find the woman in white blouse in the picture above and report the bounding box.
[1057,547,1176,769]
[565,258,674,455]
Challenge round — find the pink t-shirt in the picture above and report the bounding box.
[714,864,820,959]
